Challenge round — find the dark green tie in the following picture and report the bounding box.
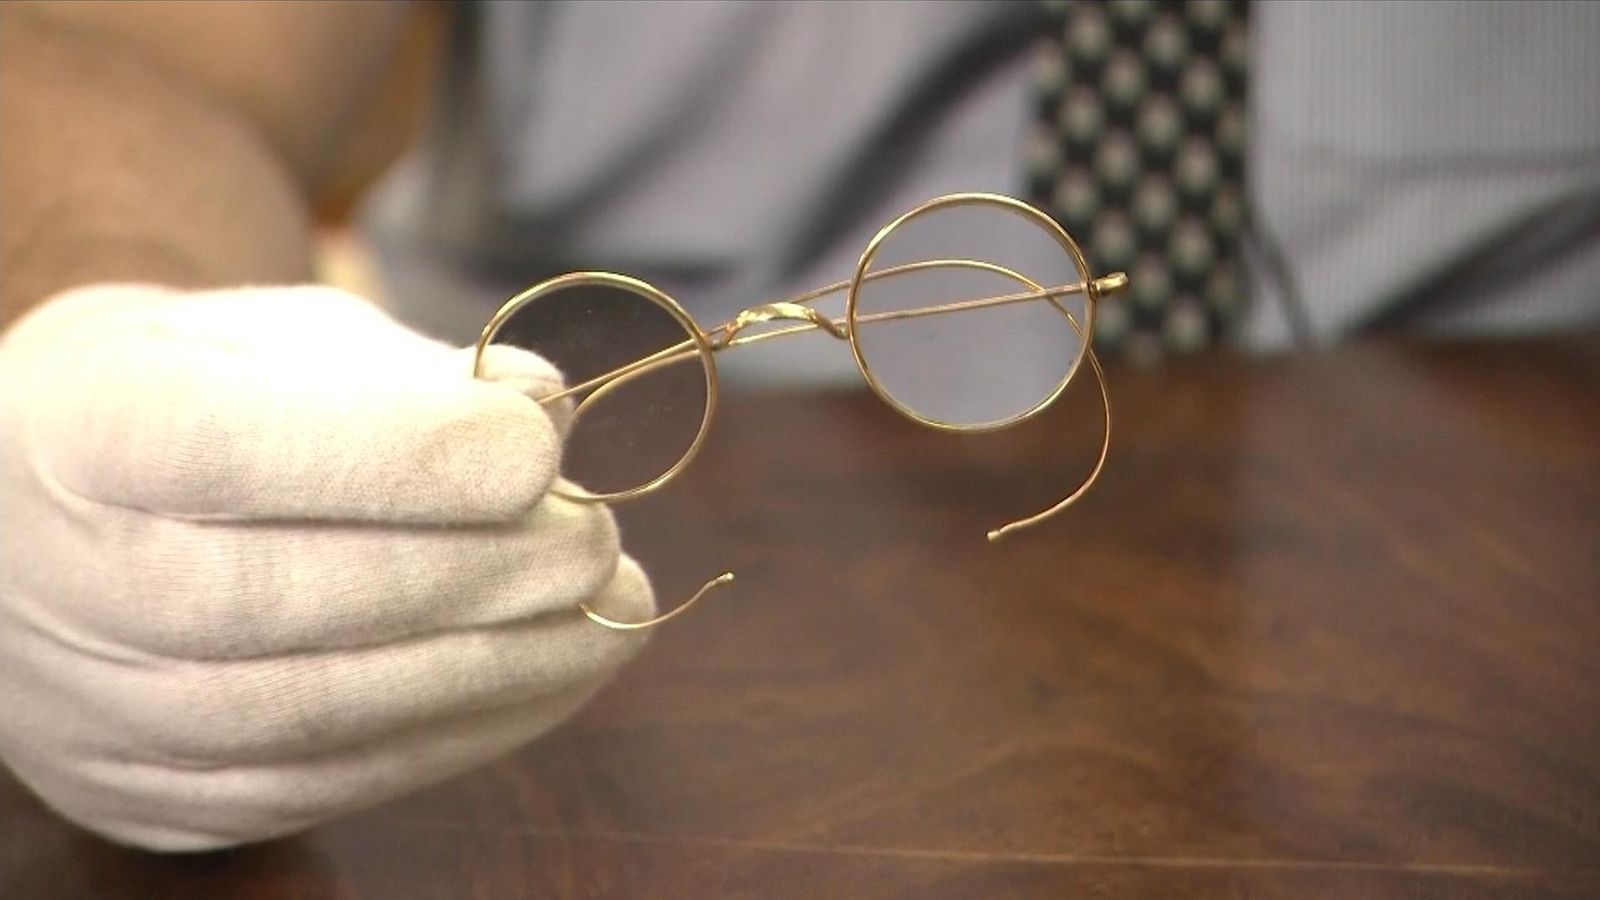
[1026,0,1251,363]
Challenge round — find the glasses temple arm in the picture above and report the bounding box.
[985,344,1111,542]
[537,270,1122,406]
[581,571,736,631]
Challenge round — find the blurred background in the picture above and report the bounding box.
[313,0,1600,378]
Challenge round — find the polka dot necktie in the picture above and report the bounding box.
[1026,0,1251,363]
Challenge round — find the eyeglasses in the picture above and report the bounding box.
[473,192,1128,631]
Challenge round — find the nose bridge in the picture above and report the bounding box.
[720,301,849,344]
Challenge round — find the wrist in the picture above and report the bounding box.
[0,235,207,332]
[0,10,315,328]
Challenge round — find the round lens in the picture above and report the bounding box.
[848,196,1093,430]
[481,275,712,500]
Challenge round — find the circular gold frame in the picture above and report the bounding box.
[845,192,1099,434]
[472,270,718,505]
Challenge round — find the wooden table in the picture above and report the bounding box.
[3,335,1597,898]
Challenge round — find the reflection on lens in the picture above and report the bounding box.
[850,197,1091,429]
[486,277,710,498]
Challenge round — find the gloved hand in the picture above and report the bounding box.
[0,283,655,852]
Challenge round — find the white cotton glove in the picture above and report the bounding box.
[0,283,655,852]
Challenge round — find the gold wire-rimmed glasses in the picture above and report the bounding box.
[473,192,1129,631]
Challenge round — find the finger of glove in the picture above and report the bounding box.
[3,675,609,852]
[6,556,653,766]
[28,299,565,524]
[36,489,629,660]
[469,343,575,438]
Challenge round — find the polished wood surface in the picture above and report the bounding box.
[4,335,1598,898]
